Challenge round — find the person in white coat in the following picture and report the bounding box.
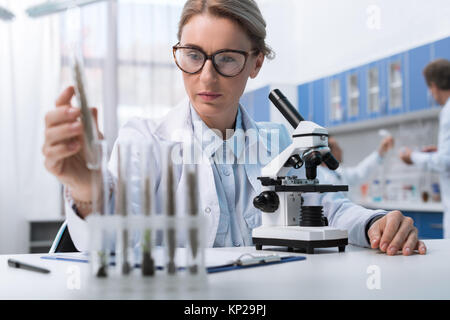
[320,135,394,189]
[400,58,450,238]
[42,0,426,256]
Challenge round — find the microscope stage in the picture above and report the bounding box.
[252,226,348,254]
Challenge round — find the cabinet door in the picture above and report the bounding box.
[408,44,432,111]
[403,211,443,239]
[433,36,450,60]
[241,85,271,122]
[312,78,326,127]
[325,75,345,127]
[365,61,384,119]
[252,85,271,122]
[345,67,365,123]
[420,212,444,239]
[385,53,407,115]
[298,83,311,121]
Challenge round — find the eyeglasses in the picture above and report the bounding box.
[172,43,258,77]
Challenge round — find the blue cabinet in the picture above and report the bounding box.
[252,85,270,122]
[298,83,311,121]
[282,37,448,128]
[403,212,443,239]
[433,36,450,60]
[240,85,270,122]
[407,44,432,111]
[312,78,326,127]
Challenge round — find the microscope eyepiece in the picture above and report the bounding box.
[269,89,304,128]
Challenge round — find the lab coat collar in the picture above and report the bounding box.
[153,98,272,157]
[153,97,192,144]
[153,98,272,194]
[189,103,246,161]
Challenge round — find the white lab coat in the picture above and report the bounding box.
[411,97,450,238]
[65,98,386,251]
[320,151,383,187]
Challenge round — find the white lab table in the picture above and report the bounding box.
[1,239,449,300]
[357,200,444,213]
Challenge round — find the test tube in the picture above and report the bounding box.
[115,143,131,275]
[166,147,177,275]
[141,143,155,276]
[91,140,109,278]
[187,168,199,275]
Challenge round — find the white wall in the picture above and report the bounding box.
[0,1,62,254]
[247,0,449,202]
[248,0,450,90]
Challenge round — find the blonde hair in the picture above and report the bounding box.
[177,0,275,59]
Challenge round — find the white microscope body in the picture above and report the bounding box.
[252,89,348,254]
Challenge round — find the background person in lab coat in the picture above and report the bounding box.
[320,135,394,188]
[400,58,450,238]
[42,0,426,256]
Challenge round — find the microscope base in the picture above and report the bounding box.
[252,226,348,254]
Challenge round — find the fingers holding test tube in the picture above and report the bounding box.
[43,63,104,213]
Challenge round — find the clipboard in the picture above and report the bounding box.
[206,254,306,274]
[40,252,306,274]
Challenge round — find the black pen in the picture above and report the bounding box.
[8,258,50,274]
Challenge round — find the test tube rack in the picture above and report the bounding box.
[86,213,208,294]
[83,140,208,295]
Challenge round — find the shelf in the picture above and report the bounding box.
[357,200,444,213]
[328,107,441,134]
[27,217,65,222]
[30,240,54,248]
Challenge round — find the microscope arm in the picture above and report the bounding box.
[261,144,302,178]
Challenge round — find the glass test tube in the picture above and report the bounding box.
[91,140,109,278]
[140,142,155,276]
[187,168,202,275]
[165,148,177,275]
[115,142,132,275]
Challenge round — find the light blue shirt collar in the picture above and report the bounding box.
[189,103,246,161]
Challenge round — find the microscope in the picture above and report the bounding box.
[252,89,348,254]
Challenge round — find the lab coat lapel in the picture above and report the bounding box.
[153,98,191,144]
[240,106,270,194]
[244,163,261,194]
[153,99,220,247]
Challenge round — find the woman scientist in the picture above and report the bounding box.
[42,0,426,256]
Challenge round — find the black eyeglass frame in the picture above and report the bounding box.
[172,42,258,78]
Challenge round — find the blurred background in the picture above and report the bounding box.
[0,0,449,254]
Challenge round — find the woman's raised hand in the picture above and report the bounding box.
[42,86,102,205]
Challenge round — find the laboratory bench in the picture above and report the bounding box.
[358,200,444,213]
[357,200,444,239]
[1,239,449,300]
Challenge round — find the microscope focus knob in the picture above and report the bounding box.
[253,191,280,213]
